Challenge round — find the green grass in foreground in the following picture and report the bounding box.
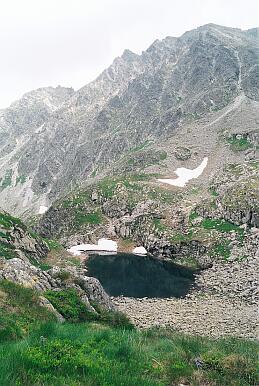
[0,281,55,342]
[0,323,257,386]
[0,281,257,386]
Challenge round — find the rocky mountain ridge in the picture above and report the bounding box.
[0,24,258,216]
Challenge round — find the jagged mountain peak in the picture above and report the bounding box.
[121,49,140,61]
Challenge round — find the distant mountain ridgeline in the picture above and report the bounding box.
[0,24,258,217]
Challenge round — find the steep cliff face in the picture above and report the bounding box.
[0,24,258,216]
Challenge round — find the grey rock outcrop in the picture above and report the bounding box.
[0,257,57,291]
[78,276,114,310]
[0,256,115,313]
[0,209,49,262]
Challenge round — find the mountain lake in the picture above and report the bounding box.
[86,252,197,298]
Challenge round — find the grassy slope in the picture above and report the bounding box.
[0,281,56,342]
[0,281,257,386]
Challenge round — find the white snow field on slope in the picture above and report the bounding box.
[158,157,208,187]
[38,205,48,214]
[68,238,118,256]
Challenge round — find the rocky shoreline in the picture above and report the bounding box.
[113,254,259,339]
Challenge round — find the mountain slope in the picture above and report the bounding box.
[0,24,258,216]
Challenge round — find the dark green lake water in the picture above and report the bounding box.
[86,253,196,298]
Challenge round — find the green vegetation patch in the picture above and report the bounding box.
[0,323,257,386]
[90,168,98,178]
[129,140,153,152]
[97,177,120,198]
[44,289,134,329]
[170,230,194,243]
[15,175,26,186]
[201,218,244,236]
[0,169,13,189]
[0,212,25,230]
[227,136,252,152]
[153,218,169,233]
[209,186,219,197]
[0,241,18,259]
[61,191,91,208]
[159,150,167,161]
[189,211,200,222]
[147,187,177,204]
[209,242,231,260]
[98,174,155,199]
[75,210,103,225]
[27,255,52,271]
[0,280,55,342]
[44,238,63,251]
[96,174,178,209]
[0,282,257,386]
[0,231,12,241]
[45,289,97,323]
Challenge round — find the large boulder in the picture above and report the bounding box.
[0,258,57,291]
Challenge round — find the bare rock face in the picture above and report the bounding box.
[0,258,57,291]
[0,210,49,262]
[78,276,115,310]
[0,24,258,216]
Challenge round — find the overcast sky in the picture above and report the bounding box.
[0,0,258,108]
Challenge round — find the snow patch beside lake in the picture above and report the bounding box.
[68,238,118,256]
[132,246,148,255]
[158,157,208,187]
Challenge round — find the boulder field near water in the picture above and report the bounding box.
[113,247,258,339]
